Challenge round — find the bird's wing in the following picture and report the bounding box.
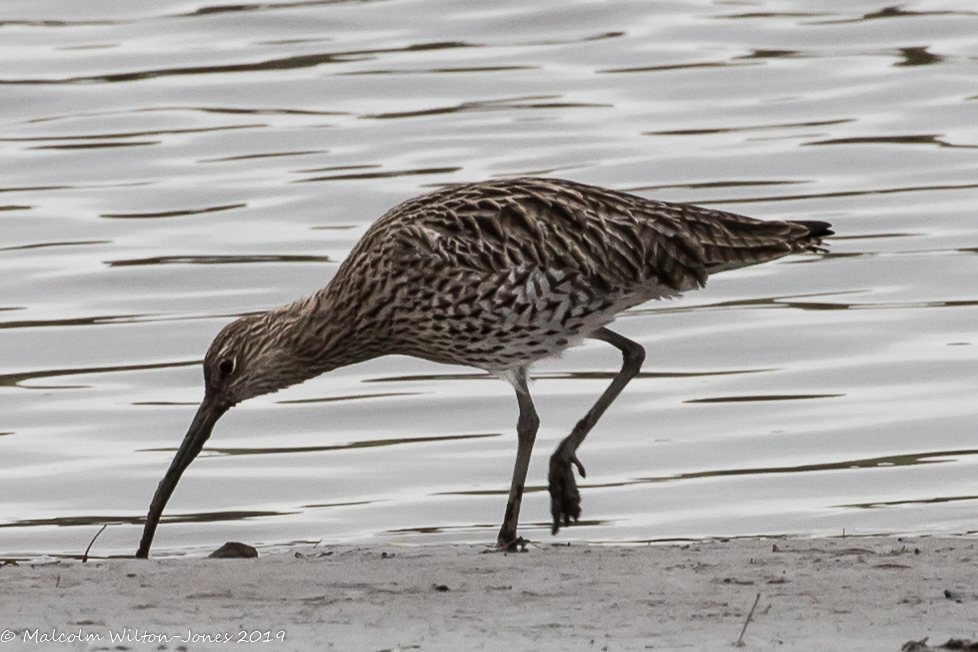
[375,177,828,293]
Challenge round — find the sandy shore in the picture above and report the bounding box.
[2,536,976,651]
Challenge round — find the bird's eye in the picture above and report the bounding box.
[219,358,235,375]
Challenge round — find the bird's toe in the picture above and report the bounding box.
[488,536,529,553]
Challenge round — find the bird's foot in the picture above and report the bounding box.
[487,535,529,553]
[548,447,586,535]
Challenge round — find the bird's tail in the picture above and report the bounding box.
[687,210,833,274]
[790,219,834,239]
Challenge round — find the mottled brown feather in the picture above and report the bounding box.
[206,177,831,399]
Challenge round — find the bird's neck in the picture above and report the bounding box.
[279,279,383,382]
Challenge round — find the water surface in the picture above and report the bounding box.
[1,0,977,558]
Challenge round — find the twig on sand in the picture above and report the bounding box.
[82,525,107,563]
[735,592,762,647]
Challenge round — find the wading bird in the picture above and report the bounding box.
[136,177,831,557]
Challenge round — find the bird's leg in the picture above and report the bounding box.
[496,367,540,551]
[549,327,646,534]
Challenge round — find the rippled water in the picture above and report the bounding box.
[1,0,977,558]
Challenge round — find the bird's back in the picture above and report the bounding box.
[325,178,830,371]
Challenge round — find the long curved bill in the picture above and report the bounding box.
[135,393,229,558]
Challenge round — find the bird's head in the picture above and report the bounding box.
[202,312,300,406]
[136,310,303,558]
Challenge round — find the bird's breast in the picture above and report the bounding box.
[386,265,665,371]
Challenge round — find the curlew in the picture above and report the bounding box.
[135,177,831,557]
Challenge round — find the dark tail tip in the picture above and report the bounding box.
[791,220,834,238]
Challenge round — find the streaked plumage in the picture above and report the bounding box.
[136,177,831,557]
